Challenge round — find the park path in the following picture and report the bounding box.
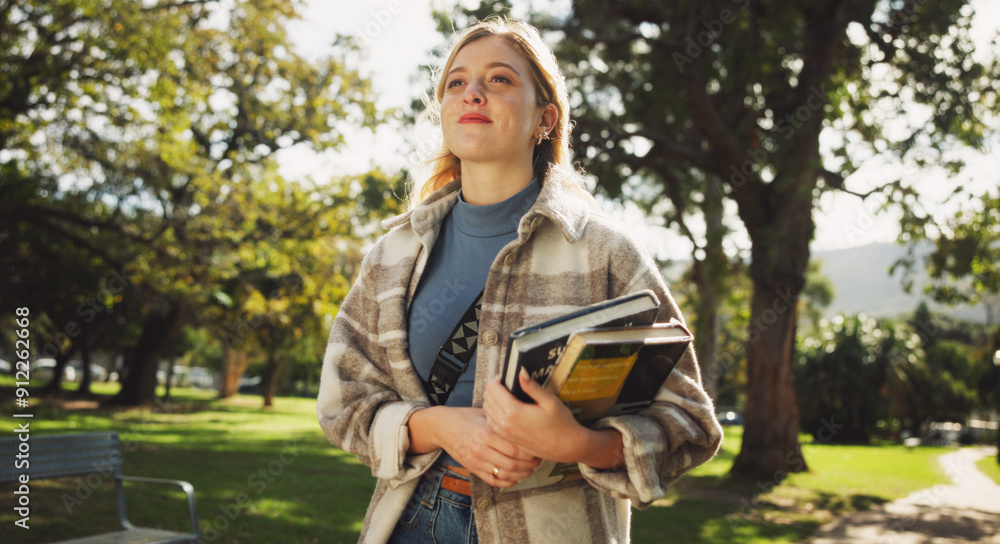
[811,446,1000,543]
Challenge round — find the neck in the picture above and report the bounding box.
[459,157,534,206]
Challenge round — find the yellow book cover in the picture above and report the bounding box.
[550,347,640,421]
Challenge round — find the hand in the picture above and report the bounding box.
[482,370,588,463]
[483,370,627,469]
[407,406,540,488]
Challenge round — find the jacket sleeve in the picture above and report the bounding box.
[316,242,440,486]
[578,230,724,508]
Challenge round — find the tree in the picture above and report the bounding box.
[905,303,998,432]
[1,0,384,405]
[198,168,403,406]
[0,170,136,394]
[108,0,381,405]
[795,314,923,443]
[456,0,998,477]
[901,190,1000,324]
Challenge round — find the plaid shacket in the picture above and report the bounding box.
[317,171,723,544]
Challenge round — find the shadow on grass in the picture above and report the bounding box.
[629,465,889,544]
[810,491,888,512]
[0,388,929,544]
[0,386,376,543]
[632,495,825,544]
[0,439,375,544]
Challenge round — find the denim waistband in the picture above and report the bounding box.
[424,464,472,496]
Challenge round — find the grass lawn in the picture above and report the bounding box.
[976,453,1000,485]
[1,378,952,543]
[630,426,949,544]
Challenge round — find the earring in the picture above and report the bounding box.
[535,130,548,144]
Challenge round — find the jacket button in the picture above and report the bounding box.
[482,330,498,346]
[476,497,493,511]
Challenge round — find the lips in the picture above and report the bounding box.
[459,113,492,124]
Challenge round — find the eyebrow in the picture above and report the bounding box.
[447,61,523,78]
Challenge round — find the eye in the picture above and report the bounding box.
[446,79,465,89]
[490,74,512,84]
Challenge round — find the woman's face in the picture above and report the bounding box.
[440,36,548,168]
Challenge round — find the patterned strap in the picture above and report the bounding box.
[425,290,484,406]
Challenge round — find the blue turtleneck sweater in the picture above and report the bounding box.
[408,179,541,410]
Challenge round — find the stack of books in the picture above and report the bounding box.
[499,290,693,491]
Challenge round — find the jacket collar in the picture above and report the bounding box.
[382,170,594,242]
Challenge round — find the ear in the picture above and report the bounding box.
[538,102,558,136]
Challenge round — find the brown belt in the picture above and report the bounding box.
[427,464,471,496]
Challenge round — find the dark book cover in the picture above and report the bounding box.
[547,324,692,424]
[500,290,660,403]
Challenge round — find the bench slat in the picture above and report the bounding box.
[0,432,199,543]
[0,431,122,482]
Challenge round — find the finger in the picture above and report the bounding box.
[477,460,535,488]
[481,379,506,417]
[518,367,555,406]
[487,434,539,463]
[483,380,523,440]
[483,377,516,416]
[486,375,513,398]
[479,440,541,474]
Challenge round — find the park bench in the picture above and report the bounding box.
[0,431,200,543]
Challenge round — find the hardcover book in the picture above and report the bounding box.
[500,290,660,403]
[545,322,693,423]
[501,310,693,492]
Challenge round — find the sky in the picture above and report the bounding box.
[281,0,999,259]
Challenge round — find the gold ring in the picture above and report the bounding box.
[492,465,500,479]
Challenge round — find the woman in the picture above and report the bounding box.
[317,17,723,544]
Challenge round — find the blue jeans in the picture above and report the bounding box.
[388,465,479,544]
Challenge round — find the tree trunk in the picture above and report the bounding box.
[109,301,186,406]
[218,348,250,399]
[694,175,727,400]
[262,350,283,408]
[729,171,815,477]
[41,351,73,394]
[694,291,722,400]
[76,347,93,395]
[730,281,807,477]
[162,359,175,402]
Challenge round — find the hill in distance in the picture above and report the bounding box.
[812,242,987,323]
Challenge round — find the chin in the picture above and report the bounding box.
[448,141,497,161]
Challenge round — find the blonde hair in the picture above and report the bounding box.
[416,17,583,202]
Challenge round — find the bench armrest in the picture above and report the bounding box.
[118,475,200,539]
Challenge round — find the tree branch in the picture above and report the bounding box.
[141,0,218,12]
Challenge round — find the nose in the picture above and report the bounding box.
[464,81,485,105]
